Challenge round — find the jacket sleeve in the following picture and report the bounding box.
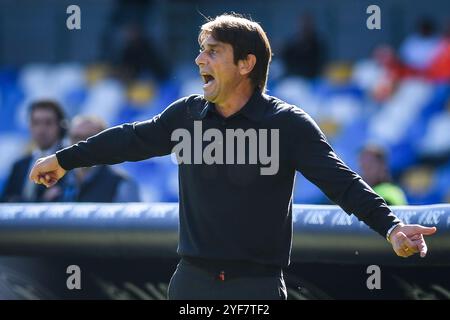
[56,97,188,170]
[289,107,401,238]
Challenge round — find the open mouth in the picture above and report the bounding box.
[201,73,215,88]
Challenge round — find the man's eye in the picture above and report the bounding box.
[198,48,216,55]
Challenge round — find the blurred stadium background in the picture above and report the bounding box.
[0,0,449,299]
[1,0,449,205]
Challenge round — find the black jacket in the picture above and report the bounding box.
[59,165,138,202]
[1,154,47,202]
[56,91,401,267]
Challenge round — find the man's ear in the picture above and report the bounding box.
[238,54,257,76]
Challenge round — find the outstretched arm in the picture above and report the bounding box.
[29,96,188,188]
[289,107,437,258]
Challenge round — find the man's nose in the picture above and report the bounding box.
[195,51,206,66]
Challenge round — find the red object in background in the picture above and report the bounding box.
[425,39,450,81]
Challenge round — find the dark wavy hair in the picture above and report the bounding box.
[198,13,272,93]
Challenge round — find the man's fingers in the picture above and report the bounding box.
[46,178,58,188]
[29,166,40,184]
[413,225,437,236]
[397,247,413,258]
[397,232,417,250]
[396,232,419,253]
[397,248,407,257]
[410,226,435,258]
[401,245,418,255]
[393,226,435,259]
[395,233,409,257]
[38,177,48,187]
[29,157,48,183]
[30,162,45,184]
[31,166,53,187]
[29,155,64,187]
[412,236,428,258]
[407,234,428,258]
[38,174,55,188]
[410,234,422,241]
[419,244,427,257]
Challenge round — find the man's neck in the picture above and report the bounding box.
[34,141,60,157]
[214,83,255,118]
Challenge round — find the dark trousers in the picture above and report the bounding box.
[167,258,287,300]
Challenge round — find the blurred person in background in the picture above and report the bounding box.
[425,20,450,81]
[0,100,66,202]
[370,44,410,101]
[399,17,441,71]
[100,0,158,69]
[359,145,408,206]
[59,115,140,202]
[281,13,327,79]
[119,23,170,82]
[372,18,450,96]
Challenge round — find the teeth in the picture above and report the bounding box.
[201,73,214,84]
[203,78,214,88]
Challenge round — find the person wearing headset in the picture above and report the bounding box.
[0,100,67,202]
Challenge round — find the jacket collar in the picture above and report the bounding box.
[199,90,267,122]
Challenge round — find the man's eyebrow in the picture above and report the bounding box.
[201,43,221,49]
